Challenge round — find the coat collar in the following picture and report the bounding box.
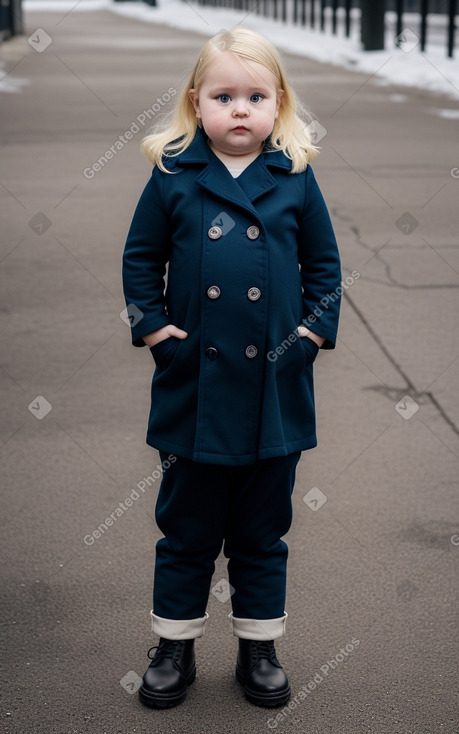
[176,125,293,172]
[167,126,292,215]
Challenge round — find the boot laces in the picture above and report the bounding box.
[147,639,183,665]
[251,640,276,662]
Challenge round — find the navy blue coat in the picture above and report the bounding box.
[123,126,341,466]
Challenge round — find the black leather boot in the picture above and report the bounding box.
[138,638,196,708]
[236,639,291,707]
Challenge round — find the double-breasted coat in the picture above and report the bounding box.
[122,126,341,466]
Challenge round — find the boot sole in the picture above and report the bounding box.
[138,667,196,709]
[236,666,291,708]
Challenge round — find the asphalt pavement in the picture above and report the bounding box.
[1,5,458,734]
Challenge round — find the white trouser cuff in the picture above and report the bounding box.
[229,612,288,640]
[150,611,209,640]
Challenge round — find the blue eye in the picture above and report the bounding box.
[250,94,264,103]
[218,94,231,103]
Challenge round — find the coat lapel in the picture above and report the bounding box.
[175,126,292,216]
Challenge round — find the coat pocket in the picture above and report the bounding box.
[149,336,181,371]
[300,335,319,365]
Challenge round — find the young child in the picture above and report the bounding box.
[122,27,341,709]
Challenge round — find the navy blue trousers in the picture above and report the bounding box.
[153,450,302,621]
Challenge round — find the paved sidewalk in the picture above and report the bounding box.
[1,6,458,734]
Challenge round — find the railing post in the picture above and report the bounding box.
[332,0,338,35]
[1,0,23,38]
[420,0,428,52]
[13,0,23,33]
[448,0,457,58]
[361,0,385,51]
[320,0,325,32]
[396,0,403,39]
[344,0,351,38]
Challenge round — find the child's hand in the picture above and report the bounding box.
[143,325,188,347]
[297,325,325,348]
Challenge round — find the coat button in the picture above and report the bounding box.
[247,287,261,301]
[208,226,223,240]
[245,345,258,359]
[246,226,260,240]
[205,346,219,360]
[207,285,221,300]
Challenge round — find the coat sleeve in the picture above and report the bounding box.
[297,165,342,349]
[122,167,172,347]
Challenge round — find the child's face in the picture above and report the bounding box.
[189,51,283,157]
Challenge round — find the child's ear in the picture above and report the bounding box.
[188,89,200,117]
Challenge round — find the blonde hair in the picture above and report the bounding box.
[141,27,319,174]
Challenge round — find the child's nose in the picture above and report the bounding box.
[233,99,249,116]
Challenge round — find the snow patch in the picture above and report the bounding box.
[23,0,459,99]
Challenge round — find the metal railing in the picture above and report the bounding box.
[0,0,23,40]
[185,0,457,57]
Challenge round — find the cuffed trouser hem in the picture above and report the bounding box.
[150,611,209,640]
[229,612,288,640]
